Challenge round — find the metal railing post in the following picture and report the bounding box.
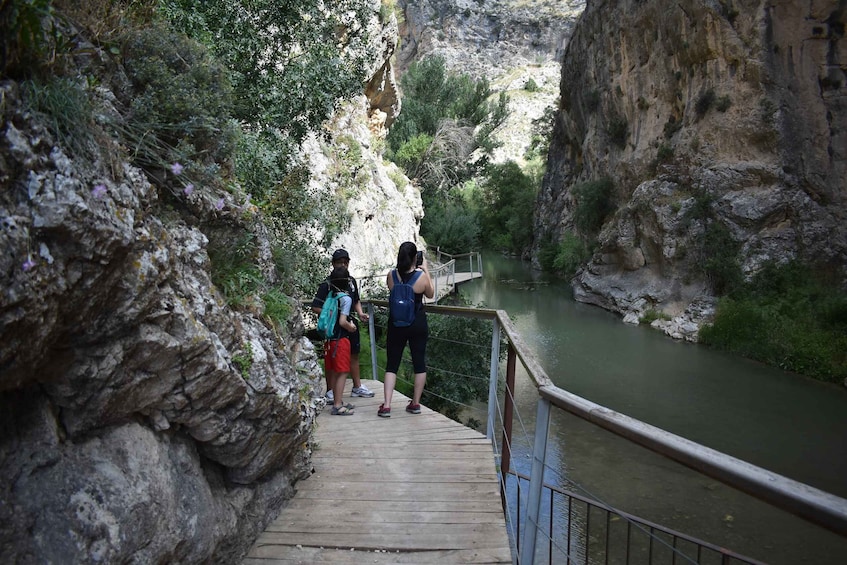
[367,302,378,382]
[521,396,552,565]
[500,344,517,511]
[486,318,501,441]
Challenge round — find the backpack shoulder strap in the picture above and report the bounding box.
[391,269,401,285]
[409,270,423,285]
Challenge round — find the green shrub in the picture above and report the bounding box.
[208,232,263,306]
[424,300,499,423]
[524,77,539,92]
[1,0,57,76]
[608,114,628,147]
[701,222,743,295]
[232,342,254,380]
[656,143,674,164]
[716,95,732,112]
[573,178,615,235]
[394,133,434,175]
[537,239,558,271]
[421,200,480,254]
[121,26,238,169]
[552,232,590,277]
[664,116,682,138]
[695,88,715,118]
[262,287,292,328]
[640,309,671,324]
[700,262,847,381]
[584,89,600,111]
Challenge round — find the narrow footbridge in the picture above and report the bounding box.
[425,249,483,303]
[243,379,512,564]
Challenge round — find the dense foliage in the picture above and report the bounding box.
[700,261,847,382]
[474,161,537,253]
[386,55,513,254]
[573,177,615,236]
[6,0,376,325]
[424,306,498,424]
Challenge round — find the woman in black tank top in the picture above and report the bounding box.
[378,242,435,418]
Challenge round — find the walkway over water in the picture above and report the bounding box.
[426,249,483,303]
[243,379,512,564]
[358,250,483,304]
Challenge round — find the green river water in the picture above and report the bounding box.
[456,252,847,565]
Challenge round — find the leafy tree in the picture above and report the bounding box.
[160,0,373,145]
[394,133,434,178]
[387,55,508,190]
[421,198,480,254]
[474,161,537,254]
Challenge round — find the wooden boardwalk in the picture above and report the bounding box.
[243,379,512,564]
[428,271,483,303]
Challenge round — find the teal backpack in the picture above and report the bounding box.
[316,290,348,339]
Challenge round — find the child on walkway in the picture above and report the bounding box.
[324,266,358,415]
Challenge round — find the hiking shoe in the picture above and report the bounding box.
[377,404,391,418]
[325,390,334,402]
[351,385,375,397]
[406,401,421,414]
[331,405,354,416]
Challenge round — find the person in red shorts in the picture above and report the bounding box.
[324,266,358,415]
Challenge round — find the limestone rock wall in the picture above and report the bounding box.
[0,80,323,562]
[536,0,847,340]
[0,5,418,564]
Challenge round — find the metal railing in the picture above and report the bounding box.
[507,471,768,565]
[359,302,847,564]
[430,246,483,276]
[354,248,482,303]
[426,256,455,303]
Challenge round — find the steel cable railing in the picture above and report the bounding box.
[362,304,696,563]
[303,299,847,564]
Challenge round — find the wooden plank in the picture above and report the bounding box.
[245,546,512,564]
[252,524,511,550]
[279,498,505,514]
[263,510,505,529]
[242,379,512,564]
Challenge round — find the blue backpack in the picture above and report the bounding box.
[316,290,348,339]
[389,270,422,327]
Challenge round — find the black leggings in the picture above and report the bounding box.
[385,314,428,374]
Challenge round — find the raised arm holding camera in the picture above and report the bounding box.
[378,242,435,418]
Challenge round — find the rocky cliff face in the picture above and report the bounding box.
[0,7,416,565]
[397,0,584,165]
[536,0,847,340]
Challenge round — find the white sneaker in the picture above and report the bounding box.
[351,385,375,398]
[325,390,334,402]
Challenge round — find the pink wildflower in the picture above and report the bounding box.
[183,184,194,196]
[215,198,225,211]
[22,258,36,271]
[171,162,184,175]
[92,184,108,198]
